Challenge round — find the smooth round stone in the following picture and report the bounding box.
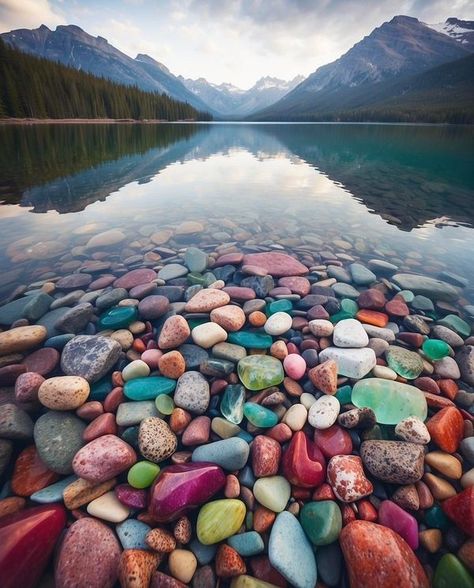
[168,549,197,584]
[61,335,121,383]
[386,346,424,379]
[30,475,77,503]
[158,316,191,350]
[128,461,160,489]
[122,360,150,381]
[395,417,431,444]
[333,318,368,348]
[197,499,246,545]
[352,378,427,425]
[210,305,246,332]
[392,274,459,302]
[318,347,376,379]
[185,288,230,312]
[268,511,317,588]
[378,500,419,550]
[283,354,306,380]
[158,263,188,281]
[124,376,176,401]
[264,312,292,336]
[174,371,210,414]
[21,347,59,376]
[282,403,307,431]
[192,438,249,470]
[434,554,474,588]
[72,434,136,483]
[138,295,170,320]
[332,283,360,299]
[228,531,264,556]
[242,252,308,277]
[34,412,85,474]
[192,322,228,348]
[243,403,278,428]
[98,306,137,330]
[0,404,33,440]
[237,355,284,391]
[85,228,126,249]
[0,325,47,355]
[155,394,174,415]
[117,402,159,426]
[114,269,157,289]
[300,500,342,546]
[138,417,177,463]
[228,331,273,349]
[184,247,208,272]
[55,517,121,588]
[56,274,92,290]
[38,376,89,410]
[86,491,129,523]
[360,440,424,484]
[253,476,290,512]
[308,395,340,430]
[438,314,470,338]
[308,319,334,337]
[372,365,397,380]
[116,519,151,550]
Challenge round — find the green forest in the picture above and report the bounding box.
[0,39,212,121]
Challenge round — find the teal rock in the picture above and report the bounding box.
[412,295,434,312]
[267,299,293,315]
[116,519,151,550]
[352,378,427,425]
[392,274,459,302]
[0,296,33,325]
[316,542,342,588]
[329,310,353,323]
[158,263,188,281]
[335,385,352,405]
[189,538,217,565]
[192,437,249,470]
[228,531,264,556]
[44,334,75,350]
[422,339,450,361]
[349,263,376,286]
[243,403,278,428]
[31,475,77,503]
[237,355,284,391]
[116,402,160,426]
[23,293,54,321]
[269,511,317,588]
[300,501,342,546]
[220,385,246,424]
[90,377,113,400]
[98,306,138,330]
[332,283,360,299]
[398,290,415,302]
[437,314,471,338]
[124,376,176,401]
[228,331,273,349]
[425,505,450,530]
[38,307,72,337]
[386,346,424,379]
[184,247,208,273]
[341,298,359,316]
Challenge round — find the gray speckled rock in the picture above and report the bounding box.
[456,345,474,385]
[116,401,160,426]
[0,403,34,440]
[174,371,210,414]
[34,411,86,474]
[138,417,177,463]
[392,274,459,301]
[61,335,121,383]
[360,440,424,484]
[54,303,94,334]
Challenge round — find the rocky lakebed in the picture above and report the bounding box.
[0,220,473,588]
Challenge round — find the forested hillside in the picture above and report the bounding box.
[0,40,212,121]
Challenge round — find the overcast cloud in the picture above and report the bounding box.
[0,0,472,88]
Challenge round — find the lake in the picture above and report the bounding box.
[0,122,473,303]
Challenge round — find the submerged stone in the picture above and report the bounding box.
[386,346,424,379]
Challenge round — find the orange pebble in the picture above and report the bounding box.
[253,505,276,533]
[0,497,25,519]
[341,504,357,526]
[248,311,267,327]
[357,499,378,522]
[312,483,336,501]
[169,408,192,434]
[356,309,389,327]
[132,339,146,353]
[426,406,464,453]
[438,379,458,401]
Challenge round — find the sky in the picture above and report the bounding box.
[0,0,472,89]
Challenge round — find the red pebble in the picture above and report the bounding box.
[76,401,104,421]
[397,332,424,348]
[358,289,386,310]
[357,499,378,522]
[267,423,292,443]
[308,359,337,395]
[356,310,388,327]
[210,379,228,395]
[442,487,474,537]
[414,377,440,395]
[216,544,246,577]
[103,387,124,413]
[341,504,357,526]
[438,379,458,401]
[282,431,326,488]
[385,298,409,317]
[83,413,117,442]
[312,483,336,501]
[314,424,353,458]
[251,435,281,477]
[11,446,58,497]
[249,556,288,588]
[426,406,464,452]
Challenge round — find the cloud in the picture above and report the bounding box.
[0,0,64,31]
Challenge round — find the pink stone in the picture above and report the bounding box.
[138,295,170,320]
[267,423,292,443]
[14,372,44,408]
[378,500,419,550]
[158,316,190,350]
[242,265,269,277]
[269,287,292,296]
[21,348,59,376]
[327,455,373,502]
[213,253,244,267]
[141,349,163,370]
[115,484,147,509]
[76,401,104,421]
[242,252,308,277]
[89,275,115,290]
[182,416,211,446]
[278,276,311,297]
[251,435,281,477]
[114,269,157,289]
[283,354,307,380]
[222,287,256,301]
[72,434,136,483]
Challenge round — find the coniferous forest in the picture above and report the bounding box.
[0,40,212,121]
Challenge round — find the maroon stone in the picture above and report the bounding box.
[357,289,386,310]
[222,287,256,301]
[386,298,409,317]
[56,274,92,290]
[0,364,27,385]
[129,283,157,299]
[83,413,117,442]
[278,277,311,297]
[15,372,44,408]
[21,347,59,376]
[138,295,170,320]
[89,275,116,290]
[269,287,292,296]
[397,332,424,348]
[307,305,330,320]
[115,484,148,509]
[114,269,157,289]
[242,252,308,277]
[76,401,104,421]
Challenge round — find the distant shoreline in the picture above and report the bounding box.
[0,118,197,125]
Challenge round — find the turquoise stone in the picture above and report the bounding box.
[329,310,353,324]
[267,299,293,315]
[31,475,77,503]
[184,247,208,272]
[335,385,352,404]
[237,355,284,390]
[203,272,217,286]
[89,376,113,400]
[437,314,471,338]
[398,290,415,302]
[351,378,427,425]
[124,376,176,400]
[422,339,450,361]
[228,331,273,349]
[187,318,208,330]
[228,531,264,556]
[425,505,450,530]
[341,298,358,316]
[220,385,246,424]
[386,346,424,379]
[300,501,342,546]
[97,305,138,330]
[243,402,278,428]
[434,554,474,588]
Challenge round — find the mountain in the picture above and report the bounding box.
[179,74,304,116]
[0,24,211,113]
[426,17,474,47]
[253,15,473,120]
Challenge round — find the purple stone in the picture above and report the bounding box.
[378,500,419,550]
[115,484,147,509]
[149,462,226,523]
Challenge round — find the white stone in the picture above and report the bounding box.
[308,395,340,430]
[282,404,307,431]
[333,319,369,348]
[300,392,317,410]
[122,359,150,381]
[192,322,227,348]
[395,417,431,445]
[372,365,397,380]
[308,319,334,337]
[319,347,376,379]
[363,325,396,342]
[86,491,130,522]
[433,356,461,379]
[253,476,291,512]
[264,312,293,336]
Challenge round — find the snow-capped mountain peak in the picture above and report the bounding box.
[425,18,474,46]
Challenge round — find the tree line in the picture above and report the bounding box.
[0,39,212,121]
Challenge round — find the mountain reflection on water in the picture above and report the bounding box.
[0,123,473,231]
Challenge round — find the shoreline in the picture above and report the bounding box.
[0,118,197,125]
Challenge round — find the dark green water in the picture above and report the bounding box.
[0,122,473,300]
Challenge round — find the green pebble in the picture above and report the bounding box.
[237,355,284,391]
[267,299,293,315]
[127,461,160,489]
[335,385,352,404]
[155,394,174,415]
[300,500,342,546]
[187,272,207,285]
[228,331,273,349]
[434,554,474,588]
[437,314,471,338]
[340,298,359,316]
[422,339,450,361]
[329,310,353,324]
[97,305,138,330]
[243,402,278,428]
[187,318,209,329]
[398,290,415,302]
[425,505,450,530]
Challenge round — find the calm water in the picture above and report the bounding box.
[0,122,473,301]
